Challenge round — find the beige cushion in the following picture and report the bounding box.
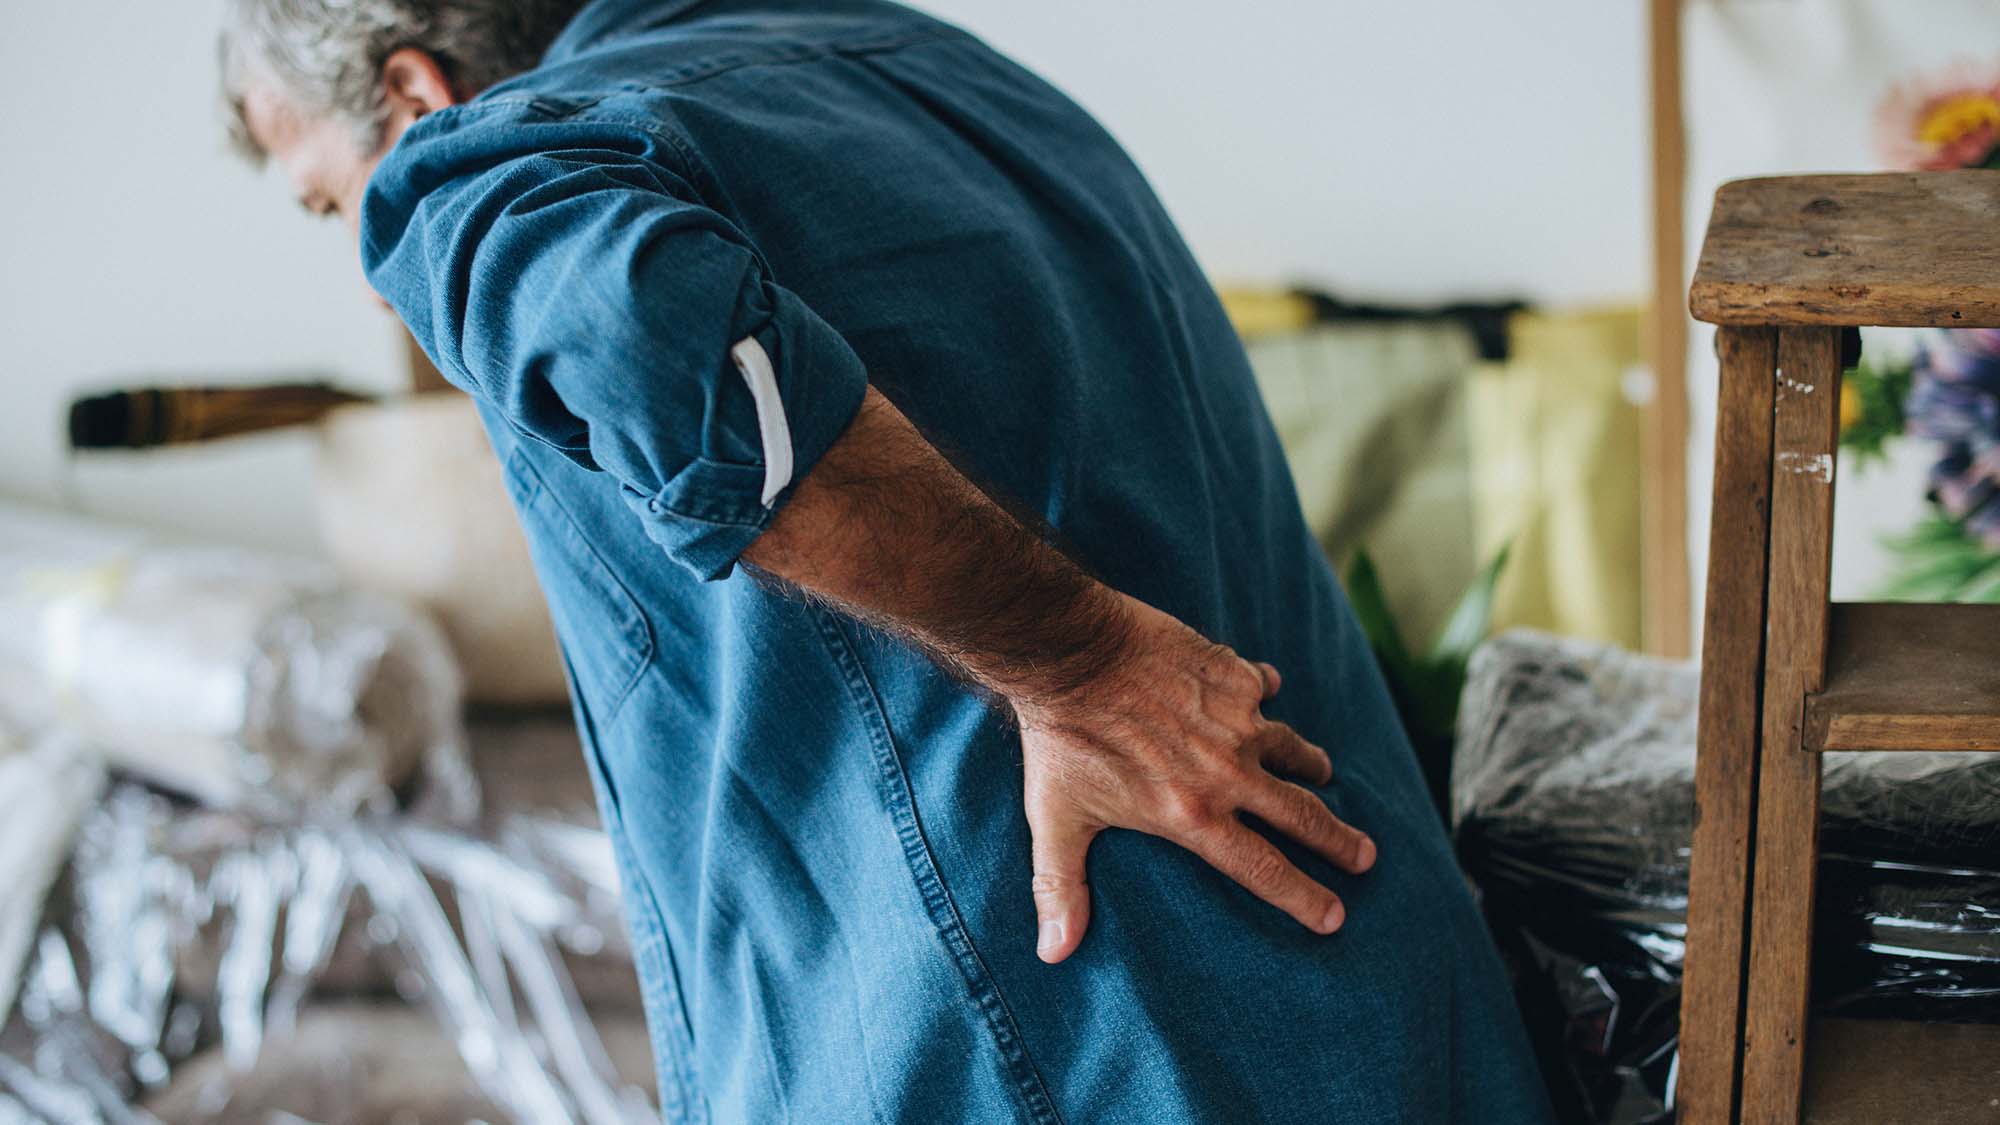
[314,397,568,706]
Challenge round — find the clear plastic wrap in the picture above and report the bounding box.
[1,775,654,1124]
[1453,630,2000,1124]
[0,502,471,817]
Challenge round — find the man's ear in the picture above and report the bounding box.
[379,47,459,134]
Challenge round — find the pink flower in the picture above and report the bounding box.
[1876,61,2000,171]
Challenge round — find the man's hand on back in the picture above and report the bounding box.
[1013,591,1375,962]
[744,386,1377,963]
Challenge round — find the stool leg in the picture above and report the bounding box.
[1682,325,1779,1122]
[1742,325,1843,1121]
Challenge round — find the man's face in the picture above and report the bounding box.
[240,84,397,243]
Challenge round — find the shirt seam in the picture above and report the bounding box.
[543,639,706,1120]
[547,23,967,94]
[640,481,774,529]
[415,95,727,250]
[808,610,1064,1125]
[503,447,656,719]
[456,26,966,205]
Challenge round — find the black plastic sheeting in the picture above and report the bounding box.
[1452,632,2000,1124]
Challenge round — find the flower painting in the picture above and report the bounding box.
[1861,58,2000,597]
[1876,61,2000,171]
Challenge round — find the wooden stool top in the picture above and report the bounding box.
[1690,171,2000,328]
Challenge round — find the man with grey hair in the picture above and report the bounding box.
[222,0,1550,1120]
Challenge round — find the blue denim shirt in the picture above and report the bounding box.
[362,1,1550,1120]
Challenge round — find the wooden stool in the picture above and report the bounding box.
[1681,172,2000,1123]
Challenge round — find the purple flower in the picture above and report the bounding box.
[1909,330,2000,548]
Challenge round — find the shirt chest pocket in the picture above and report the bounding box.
[501,446,656,724]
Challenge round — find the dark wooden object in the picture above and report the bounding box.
[1809,602,2000,752]
[1685,173,2000,1122]
[1679,326,1776,1121]
[1646,0,1692,659]
[1739,326,1840,1120]
[1691,172,2000,328]
[1801,1019,2000,1124]
[67,383,372,449]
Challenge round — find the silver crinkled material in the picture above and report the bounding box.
[1,785,654,1124]
[1453,630,2000,1125]
[0,503,652,1121]
[0,731,105,1042]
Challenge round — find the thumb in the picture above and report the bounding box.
[1028,800,1098,964]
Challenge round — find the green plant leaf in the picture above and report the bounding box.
[1430,541,1512,665]
[1875,509,2000,602]
[1342,541,1515,823]
[1342,549,1415,677]
[1401,663,1466,740]
[1838,350,1914,466]
[1952,562,2000,603]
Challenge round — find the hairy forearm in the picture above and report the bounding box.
[742,385,1134,708]
[745,386,1373,961]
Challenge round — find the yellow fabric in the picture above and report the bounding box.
[1220,288,1317,340]
[1246,321,1479,646]
[1245,305,1644,651]
[1466,307,1644,648]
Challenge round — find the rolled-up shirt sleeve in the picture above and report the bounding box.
[364,120,868,580]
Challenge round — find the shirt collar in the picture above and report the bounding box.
[543,0,717,65]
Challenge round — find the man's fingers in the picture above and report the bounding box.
[1028,808,1098,964]
[1251,660,1282,699]
[1188,823,1346,935]
[1256,725,1334,787]
[1244,777,1377,875]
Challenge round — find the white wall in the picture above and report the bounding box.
[0,0,406,554]
[918,0,1647,303]
[0,1,1647,558]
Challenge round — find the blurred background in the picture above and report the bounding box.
[8,0,1985,654]
[3,1,1999,1122]
[0,0,1649,623]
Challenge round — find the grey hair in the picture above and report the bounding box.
[219,0,589,160]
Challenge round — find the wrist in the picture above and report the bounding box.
[1003,581,1140,721]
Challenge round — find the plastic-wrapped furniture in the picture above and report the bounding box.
[1453,629,2000,1123]
[1682,172,2000,1122]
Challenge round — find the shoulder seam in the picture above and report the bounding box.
[501,22,966,101]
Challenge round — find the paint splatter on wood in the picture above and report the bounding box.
[1776,451,1834,482]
